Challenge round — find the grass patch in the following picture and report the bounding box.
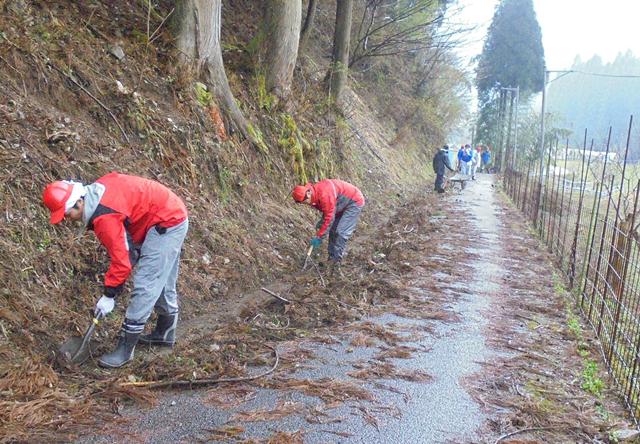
[582,359,605,396]
[554,273,608,396]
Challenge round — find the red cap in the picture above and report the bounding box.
[42,181,74,224]
[292,184,312,202]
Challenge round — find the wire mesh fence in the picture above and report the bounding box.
[502,116,640,422]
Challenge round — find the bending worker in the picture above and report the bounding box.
[433,145,455,193]
[292,179,365,273]
[42,172,188,368]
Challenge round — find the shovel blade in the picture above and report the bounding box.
[57,336,96,365]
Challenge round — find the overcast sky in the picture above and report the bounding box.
[447,0,640,141]
[454,0,640,71]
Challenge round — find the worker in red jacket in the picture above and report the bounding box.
[42,172,188,368]
[292,179,365,273]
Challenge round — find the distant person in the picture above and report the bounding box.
[291,179,365,275]
[433,145,455,193]
[481,147,492,173]
[457,145,465,172]
[42,173,189,368]
[470,146,480,180]
[460,144,473,176]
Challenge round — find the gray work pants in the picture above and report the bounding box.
[328,204,363,261]
[124,219,188,334]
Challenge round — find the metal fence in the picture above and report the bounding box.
[502,116,640,422]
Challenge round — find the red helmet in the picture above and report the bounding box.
[42,181,74,224]
[292,184,312,202]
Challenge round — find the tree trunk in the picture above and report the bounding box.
[329,0,353,107]
[299,0,317,49]
[175,0,258,146]
[263,0,302,101]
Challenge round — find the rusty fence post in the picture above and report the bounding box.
[608,180,640,363]
[533,169,542,228]
[549,140,563,251]
[561,172,576,272]
[597,116,633,341]
[589,175,615,322]
[581,180,604,311]
[532,157,541,222]
[555,139,570,255]
[522,159,531,215]
[576,138,598,287]
[547,140,559,247]
[516,157,525,210]
[594,175,617,336]
[582,127,614,311]
[539,140,553,238]
[569,131,592,288]
[606,115,635,361]
[544,139,554,240]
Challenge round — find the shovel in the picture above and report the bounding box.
[58,311,104,365]
[301,245,314,271]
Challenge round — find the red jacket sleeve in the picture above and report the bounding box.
[315,189,336,238]
[92,213,133,295]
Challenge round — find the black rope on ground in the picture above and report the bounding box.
[120,344,279,390]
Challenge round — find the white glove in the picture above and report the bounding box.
[95,295,115,317]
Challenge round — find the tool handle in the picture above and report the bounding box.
[91,309,106,322]
[306,245,313,257]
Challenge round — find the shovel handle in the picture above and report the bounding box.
[301,245,314,271]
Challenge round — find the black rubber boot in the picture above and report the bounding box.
[98,330,140,368]
[139,313,177,347]
[327,259,344,278]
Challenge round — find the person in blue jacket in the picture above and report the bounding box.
[459,145,473,175]
[481,147,492,173]
[457,145,465,171]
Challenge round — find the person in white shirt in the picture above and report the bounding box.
[470,146,480,180]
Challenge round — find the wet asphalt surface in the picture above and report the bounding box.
[81,175,506,443]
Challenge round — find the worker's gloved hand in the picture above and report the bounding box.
[94,295,115,317]
[310,237,322,248]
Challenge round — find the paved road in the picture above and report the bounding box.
[83,174,506,443]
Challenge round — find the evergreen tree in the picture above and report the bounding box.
[474,0,545,147]
[476,0,545,101]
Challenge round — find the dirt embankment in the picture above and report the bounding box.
[0,1,435,441]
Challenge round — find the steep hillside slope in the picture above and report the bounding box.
[0,1,437,440]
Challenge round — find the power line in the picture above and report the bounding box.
[550,70,640,80]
